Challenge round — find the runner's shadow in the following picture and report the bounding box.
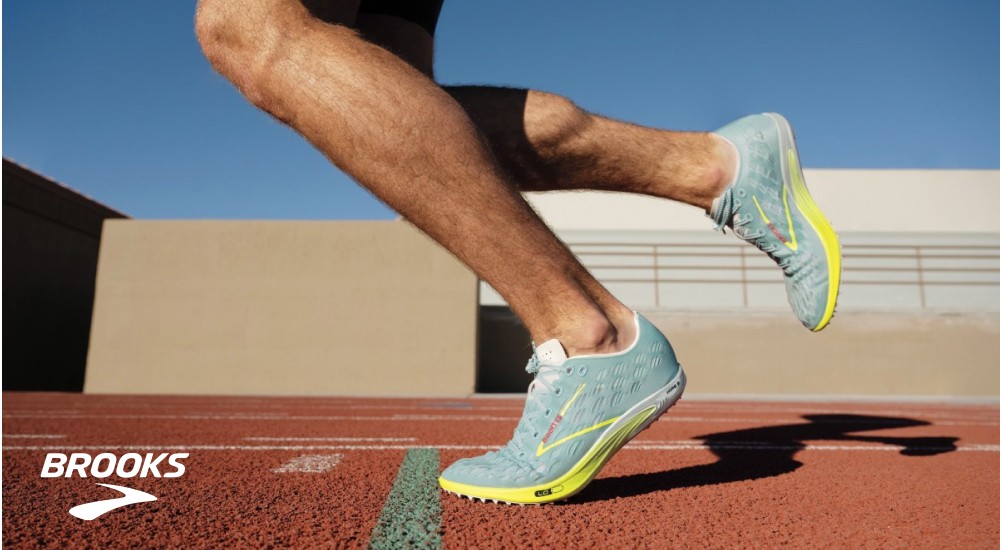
[574,414,958,503]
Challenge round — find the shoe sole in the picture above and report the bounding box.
[766,113,842,332]
[439,366,687,505]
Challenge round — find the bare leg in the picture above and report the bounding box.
[446,87,737,211]
[352,17,737,213]
[194,0,635,355]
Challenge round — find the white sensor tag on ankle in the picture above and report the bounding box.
[535,339,568,366]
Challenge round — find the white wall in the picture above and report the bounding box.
[525,170,1000,233]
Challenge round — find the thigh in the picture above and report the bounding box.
[354,0,443,77]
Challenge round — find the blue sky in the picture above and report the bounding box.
[4,0,999,219]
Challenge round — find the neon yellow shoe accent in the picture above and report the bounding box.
[536,416,618,457]
[786,148,841,331]
[536,384,620,457]
[751,188,799,251]
[438,405,659,504]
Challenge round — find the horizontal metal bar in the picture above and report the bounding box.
[572,242,738,248]
[574,251,736,258]
[588,264,1000,274]
[598,279,1000,286]
[847,244,1000,250]
[575,250,1000,261]
[571,242,1000,251]
[846,254,1000,260]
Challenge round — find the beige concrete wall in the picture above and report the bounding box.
[85,220,478,396]
[642,311,1000,397]
[84,219,998,398]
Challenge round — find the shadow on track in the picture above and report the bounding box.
[574,414,958,504]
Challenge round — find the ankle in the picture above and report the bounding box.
[558,308,635,358]
[702,134,739,212]
[560,313,616,357]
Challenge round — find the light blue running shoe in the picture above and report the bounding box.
[711,113,842,331]
[439,313,685,504]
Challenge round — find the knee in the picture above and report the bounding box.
[195,0,363,119]
[194,0,264,90]
[194,0,248,68]
[194,0,305,110]
[524,91,591,150]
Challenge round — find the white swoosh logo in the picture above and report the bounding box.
[68,483,158,520]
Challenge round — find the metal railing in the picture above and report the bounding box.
[567,240,1000,311]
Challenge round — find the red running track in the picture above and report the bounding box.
[3,392,999,548]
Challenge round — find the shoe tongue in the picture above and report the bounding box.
[535,339,568,367]
[708,196,724,221]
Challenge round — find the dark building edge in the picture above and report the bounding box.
[3,158,128,391]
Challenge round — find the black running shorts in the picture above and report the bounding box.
[358,0,445,36]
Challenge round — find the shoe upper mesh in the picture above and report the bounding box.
[440,315,681,490]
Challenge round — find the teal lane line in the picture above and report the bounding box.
[368,448,442,550]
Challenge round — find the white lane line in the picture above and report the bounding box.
[3,413,1000,430]
[3,411,82,415]
[2,444,493,451]
[273,454,343,473]
[634,442,1000,452]
[0,413,797,422]
[927,420,1000,427]
[671,405,1000,421]
[2,414,365,421]
[626,444,966,452]
[6,404,469,411]
[2,434,67,439]
[1,413,524,422]
[3,443,998,452]
[7,412,997,427]
[246,437,417,442]
[6,408,996,426]
[7,402,997,418]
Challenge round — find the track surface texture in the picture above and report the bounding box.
[3,392,999,548]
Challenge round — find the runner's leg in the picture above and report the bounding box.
[355,15,737,211]
[194,0,636,355]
